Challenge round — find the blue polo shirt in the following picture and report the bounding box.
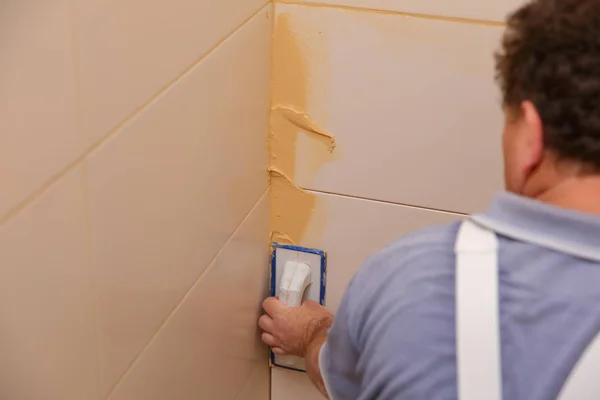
[320,192,600,400]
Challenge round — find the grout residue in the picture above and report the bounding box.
[268,12,337,245]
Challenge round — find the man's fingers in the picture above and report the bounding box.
[258,314,274,333]
[261,331,288,355]
[262,297,286,317]
[261,332,281,348]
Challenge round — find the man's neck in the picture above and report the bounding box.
[534,176,600,216]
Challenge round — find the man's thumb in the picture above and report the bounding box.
[262,296,287,317]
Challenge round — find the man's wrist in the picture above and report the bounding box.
[304,314,333,357]
[304,315,333,399]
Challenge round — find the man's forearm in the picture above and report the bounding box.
[305,318,333,399]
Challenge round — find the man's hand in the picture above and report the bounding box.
[259,298,334,357]
[259,297,334,398]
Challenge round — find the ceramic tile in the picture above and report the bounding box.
[0,166,98,400]
[74,0,269,143]
[0,0,83,218]
[288,0,526,22]
[300,194,462,311]
[84,8,271,394]
[275,4,505,213]
[272,367,325,400]
[108,194,270,400]
[300,191,460,313]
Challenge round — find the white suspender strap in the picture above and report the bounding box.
[455,219,502,400]
[559,333,600,399]
[455,218,600,400]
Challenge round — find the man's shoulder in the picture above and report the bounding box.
[345,221,461,325]
[374,220,461,263]
[341,221,461,364]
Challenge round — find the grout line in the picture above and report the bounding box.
[79,163,104,398]
[0,4,270,228]
[266,1,276,169]
[303,187,468,216]
[69,0,104,395]
[274,0,506,27]
[106,190,269,399]
[67,2,106,394]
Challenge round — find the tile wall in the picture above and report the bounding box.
[269,0,516,397]
[0,1,272,399]
[1,0,521,398]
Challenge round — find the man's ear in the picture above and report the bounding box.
[520,100,544,173]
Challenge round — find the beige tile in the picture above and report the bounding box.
[300,191,460,314]
[0,0,83,218]
[275,4,505,213]
[85,8,271,394]
[272,367,325,400]
[74,0,269,143]
[289,0,526,22]
[109,194,270,400]
[0,166,99,400]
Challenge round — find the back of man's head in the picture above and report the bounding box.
[495,0,600,208]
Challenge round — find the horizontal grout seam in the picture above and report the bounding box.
[106,190,269,399]
[0,4,270,227]
[275,0,506,27]
[304,187,469,216]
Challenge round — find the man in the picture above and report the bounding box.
[259,0,600,398]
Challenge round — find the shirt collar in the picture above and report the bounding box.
[472,192,600,262]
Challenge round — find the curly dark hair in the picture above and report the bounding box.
[495,0,600,170]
